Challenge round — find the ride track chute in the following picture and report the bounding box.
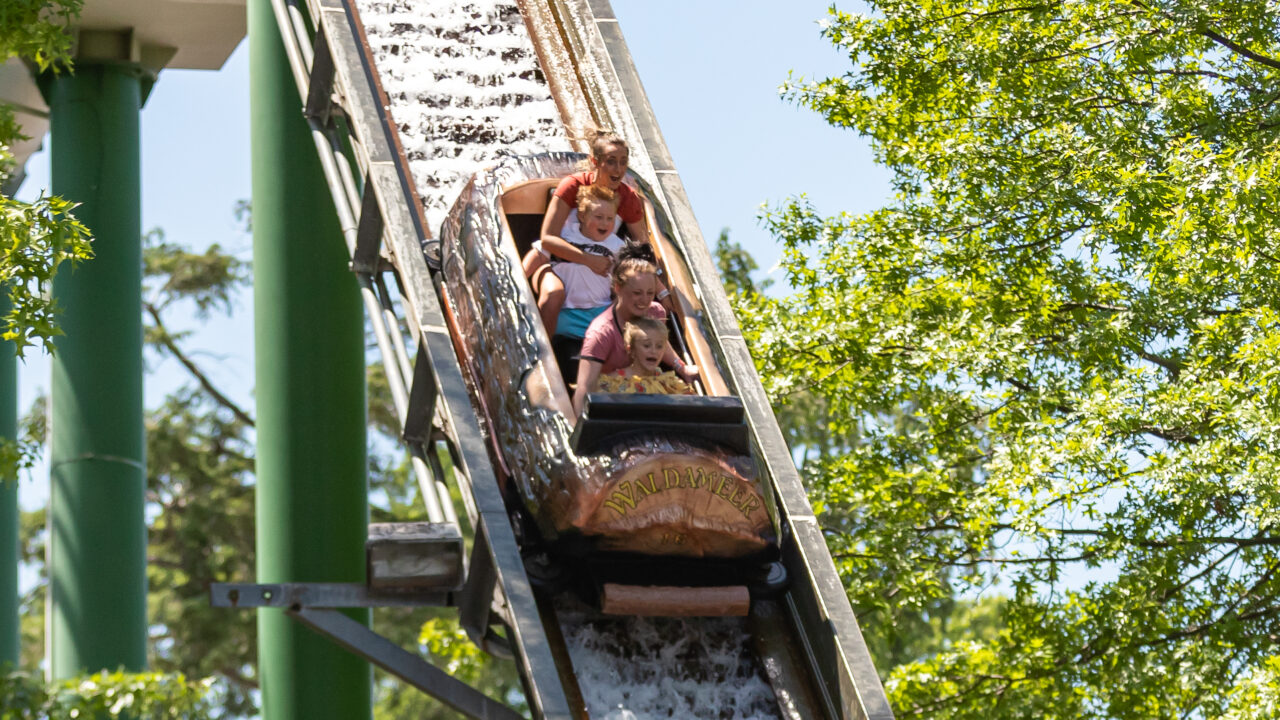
[211,1,894,718]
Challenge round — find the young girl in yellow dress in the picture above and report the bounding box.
[597,317,695,395]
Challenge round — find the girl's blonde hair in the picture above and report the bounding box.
[577,184,620,215]
[612,257,657,288]
[623,317,668,349]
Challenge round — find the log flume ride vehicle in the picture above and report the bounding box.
[433,153,785,616]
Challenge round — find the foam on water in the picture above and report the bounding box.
[354,0,572,234]
[558,600,781,719]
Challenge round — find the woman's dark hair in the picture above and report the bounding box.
[588,129,628,159]
[617,242,655,265]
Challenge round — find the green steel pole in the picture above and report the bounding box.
[0,295,16,666]
[46,63,147,678]
[249,1,372,717]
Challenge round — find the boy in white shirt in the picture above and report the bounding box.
[529,184,625,338]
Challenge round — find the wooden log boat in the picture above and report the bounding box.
[435,154,778,593]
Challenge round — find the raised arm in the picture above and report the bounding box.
[624,217,647,243]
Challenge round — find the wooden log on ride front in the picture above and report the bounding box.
[569,443,774,558]
[600,583,750,617]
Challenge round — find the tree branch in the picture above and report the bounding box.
[219,664,260,692]
[1127,0,1280,71]
[1198,28,1280,72]
[1136,349,1182,378]
[144,300,255,428]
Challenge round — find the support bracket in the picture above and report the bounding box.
[293,608,525,720]
[210,582,522,720]
[403,337,440,443]
[211,581,451,609]
[352,170,384,274]
[304,27,336,125]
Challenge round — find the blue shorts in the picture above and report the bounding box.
[557,306,609,338]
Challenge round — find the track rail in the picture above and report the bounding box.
[517,2,893,718]
[259,0,893,717]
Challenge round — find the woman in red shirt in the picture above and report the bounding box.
[522,132,648,335]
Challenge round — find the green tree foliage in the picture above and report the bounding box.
[1,0,92,492]
[0,669,213,719]
[717,231,1002,673]
[11,230,256,717]
[715,227,771,297]
[1,0,93,359]
[0,0,81,71]
[140,230,258,714]
[738,2,1280,716]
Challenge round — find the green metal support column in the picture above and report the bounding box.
[0,296,16,666]
[45,63,147,678]
[249,0,372,717]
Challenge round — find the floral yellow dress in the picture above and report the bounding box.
[597,369,694,395]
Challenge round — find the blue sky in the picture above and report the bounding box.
[13,2,889,510]
[612,1,890,250]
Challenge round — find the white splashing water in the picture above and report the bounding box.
[558,600,781,720]
[354,0,573,234]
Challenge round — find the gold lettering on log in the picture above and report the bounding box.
[601,463,765,520]
[603,481,637,516]
[714,475,734,500]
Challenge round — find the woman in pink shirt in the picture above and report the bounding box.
[573,258,698,415]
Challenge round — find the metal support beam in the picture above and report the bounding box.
[250,0,371,715]
[293,607,525,720]
[210,581,520,720]
[304,28,335,125]
[459,523,498,646]
[351,173,383,273]
[211,582,452,609]
[46,61,148,680]
[402,338,438,444]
